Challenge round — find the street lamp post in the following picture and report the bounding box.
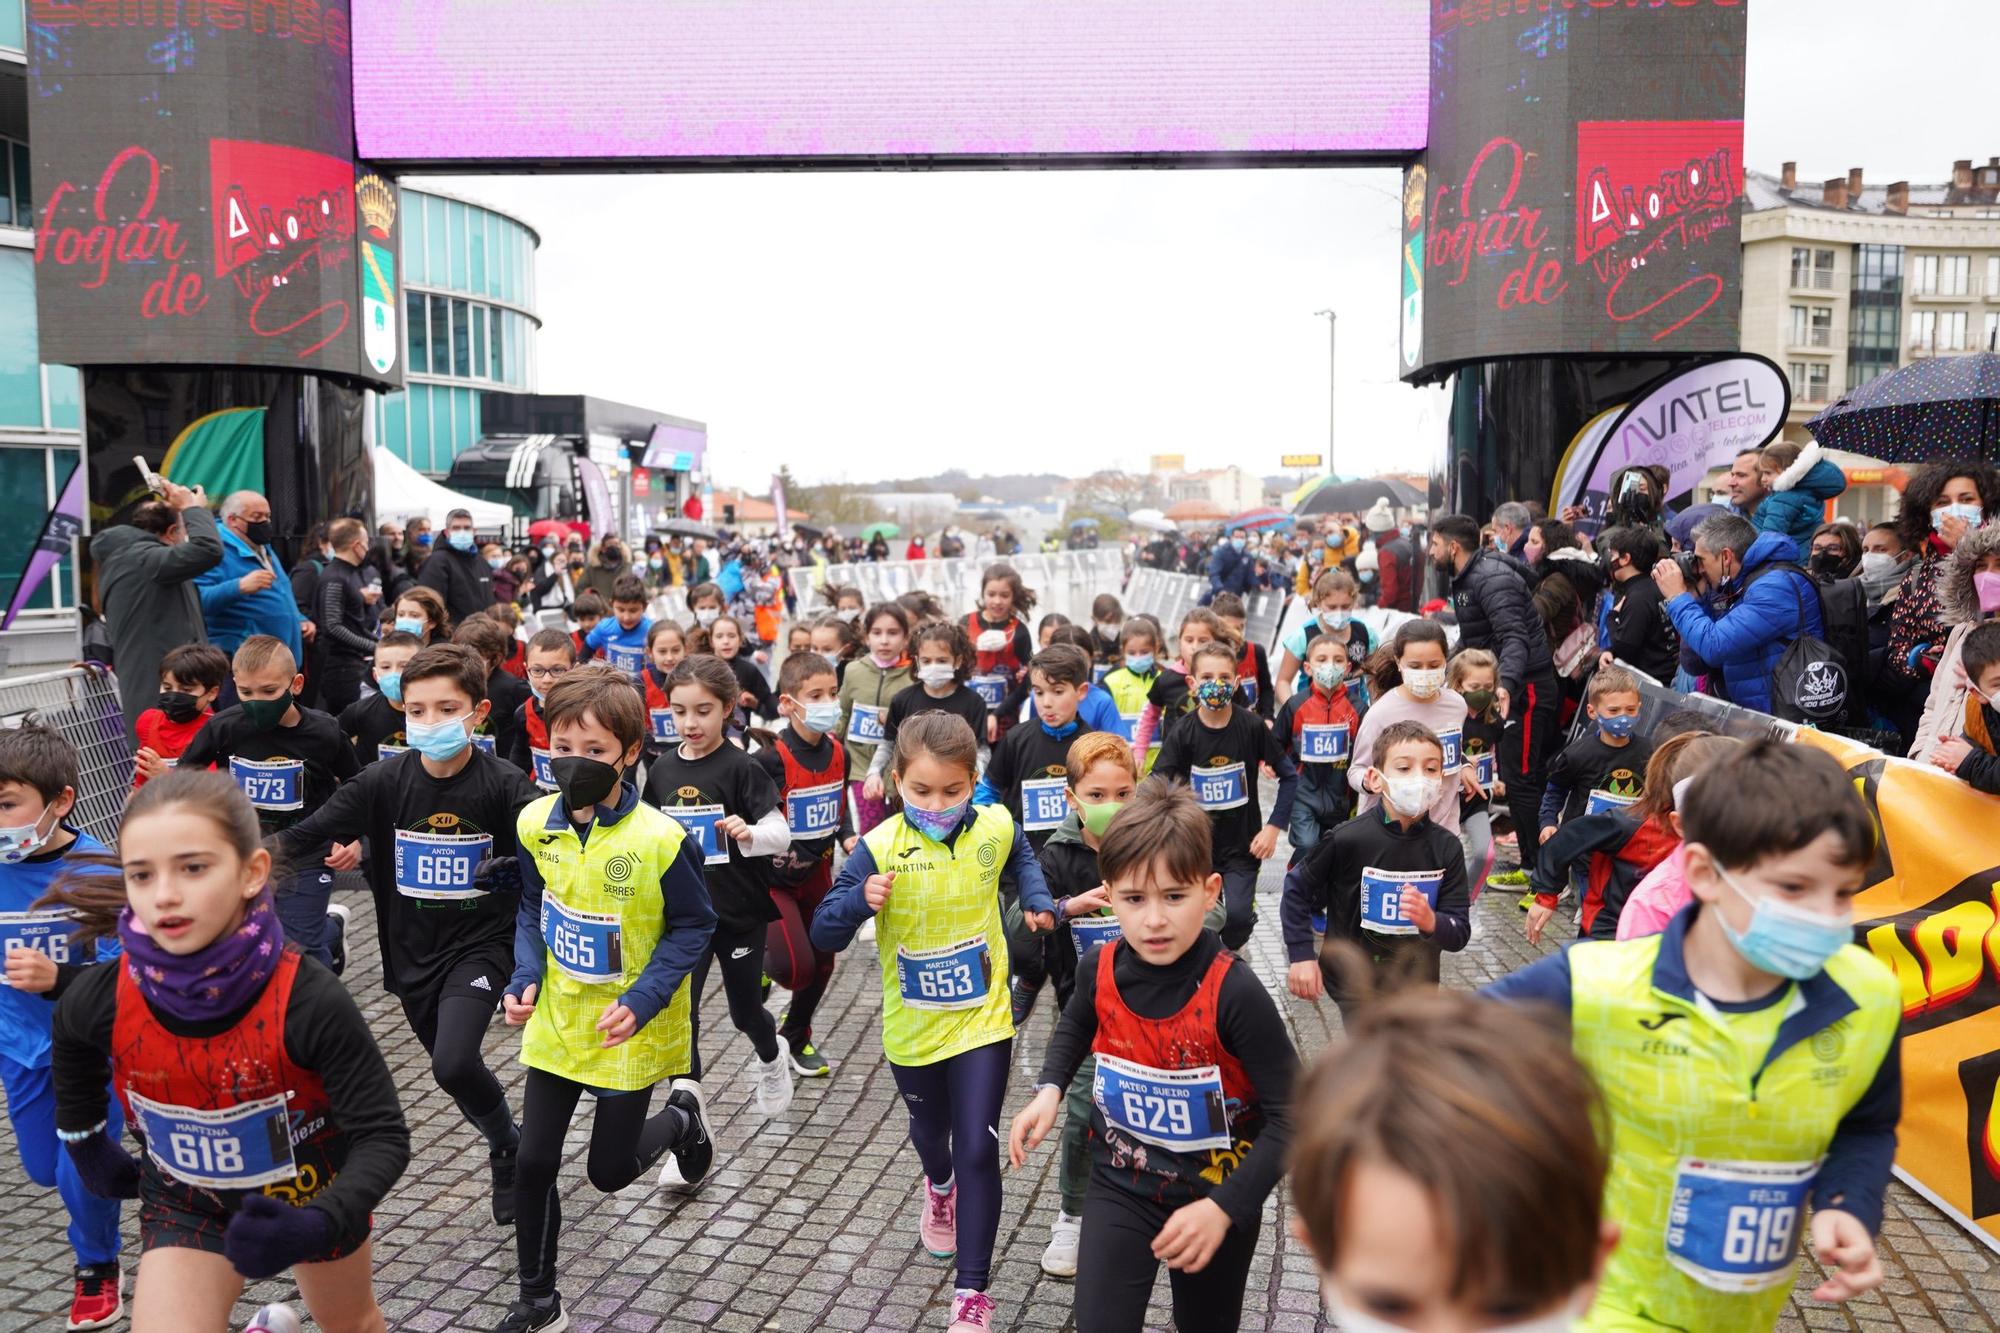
[1314,309,1336,476]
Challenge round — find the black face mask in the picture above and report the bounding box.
[1809,551,1853,581]
[602,547,623,566]
[159,690,204,724]
[567,556,586,572]
[243,519,274,547]
[550,756,622,809]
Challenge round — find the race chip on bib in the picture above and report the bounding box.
[1190,761,1248,812]
[392,829,494,899]
[1298,722,1350,765]
[472,732,498,755]
[228,756,304,812]
[665,804,730,866]
[649,708,680,745]
[785,781,843,839]
[127,1089,298,1190]
[895,936,991,1011]
[1070,914,1123,959]
[969,673,1010,710]
[530,748,558,791]
[542,895,625,984]
[1473,750,1496,792]
[1359,866,1443,936]
[1437,728,1463,774]
[1021,776,1070,832]
[605,643,646,678]
[1092,1053,1232,1153]
[846,704,886,746]
[0,909,75,964]
[1665,1158,1818,1292]
[1585,788,1640,817]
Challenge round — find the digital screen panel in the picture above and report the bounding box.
[1403,0,1746,381]
[351,0,1428,165]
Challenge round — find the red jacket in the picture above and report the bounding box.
[1531,813,1678,940]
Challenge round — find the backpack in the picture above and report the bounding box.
[1742,561,1850,724]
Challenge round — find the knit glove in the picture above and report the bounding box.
[473,854,523,896]
[64,1130,140,1200]
[223,1193,335,1280]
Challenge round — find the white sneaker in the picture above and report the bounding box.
[858,916,877,943]
[1040,1212,1081,1278]
[753,1051,794,1116]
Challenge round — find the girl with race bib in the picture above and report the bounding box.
[1009,781,1298,1333]
[1446,649,1503,898]
[1487,740,1899,1330]
[48,770,408,1333]
[840,602,915,836]
[868,621,990,812]
[813,712,1056,1333]
[500,665,718,1333]
[965,563,1036,745]
[1099,618,1163,777]
[643,656,795,1124]
[1271,632,1364,861]
[1129,608,1238,763]
[1347,620,1467,835]
[638,619,689,765]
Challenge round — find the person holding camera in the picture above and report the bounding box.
[1651,513,1821,715]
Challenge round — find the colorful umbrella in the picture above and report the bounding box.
[1225,507,1295,531]
[1806,352,2000,464]
[862,521,902,540]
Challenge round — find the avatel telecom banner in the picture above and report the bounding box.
[1402,0,1746,382]
[26,0,403,389]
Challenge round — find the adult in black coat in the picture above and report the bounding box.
[89,483,223,742]
[415,507,495,624]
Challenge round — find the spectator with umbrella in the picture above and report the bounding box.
[1882,462,2000,741]
[1363,500,1417,613]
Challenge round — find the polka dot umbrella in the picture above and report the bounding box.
[1806,351,2000,464]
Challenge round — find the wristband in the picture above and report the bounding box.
[56,1121,107,1144]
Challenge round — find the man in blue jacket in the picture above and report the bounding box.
[1204,527,1254,603]
[193,490,308,697]
[1652,512,1821,714]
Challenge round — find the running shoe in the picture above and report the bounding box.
[1310,910,1327,936]
[786,1033,831,1077]
[948,1290,996,1332]
[920,1177,957,1258]
[325,902,351,977]
[1040,1212,1081,1278]
[753,1052,794,1116]
[1009,975,1039,1027]
[658,1079,713,1190]
[492,1296,568,1332]
[858,916,877,943]
[489,1144,518,1225]
[66,1263,121,1330]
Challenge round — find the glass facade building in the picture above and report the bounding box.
[373,189,542,475]
[1847,243,1904,390]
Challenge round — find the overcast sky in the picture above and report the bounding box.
[406,0,1994,491]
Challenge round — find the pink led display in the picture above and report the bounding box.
[351,0,1427,164]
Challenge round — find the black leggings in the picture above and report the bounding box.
[686,920,780,1078]
[765,873,836,1043]
[1073,1181,1261,1333]
[512,1067,685,1302]
[889,1039,1011,1292]
[402,966,511,1130]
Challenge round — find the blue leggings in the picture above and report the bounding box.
[889,1038,1011,1292]
[0,1055,123,1267]
[274,867,336,969]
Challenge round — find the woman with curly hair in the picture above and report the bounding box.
[1883,462,2000,739]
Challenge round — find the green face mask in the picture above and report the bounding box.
[1460,688,1496,714]
[1080,800,1125,839]
[239,691,294,731]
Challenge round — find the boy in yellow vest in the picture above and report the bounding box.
[1485,739,1898,1331]
[498,664,718,1333]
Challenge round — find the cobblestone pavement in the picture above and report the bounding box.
[0,859,1995,1330]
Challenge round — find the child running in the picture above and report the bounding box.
[500,665,717,1333]
[49,771,409,1333]
[1009,781,1298,1333]
[338,631,423,765]
[1208,593,1273,719]
[510,628,578,791]
[753,651,854,1077]
[643,655,795,1123]
[813,712,1056,1333]
[1289,986,1612,1329]
[1130,608,1235,763]
[1487,740,1899,1329]
[842,602,915,835]
[132,644,230,788]
[0,723,127,1330]
[269,644,541,1226]
[568,592,605,663]
[1538,665,1652,847]
[637,619,688,762]
[1098,619,1164,776]
[1348,621,1467,834]
[1152,641,1297,949]
[1272,632,1363,859]
[1274,569,1374,704]
[966,563,1036,743]
[1448,649,1504,895]
[707,614,778,728]
[869,621,989,802]
[584,574,653,679]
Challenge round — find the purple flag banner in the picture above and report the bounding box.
[2,467,84,631]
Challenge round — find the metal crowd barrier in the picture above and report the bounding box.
[0,666,134,847]
[787,550,1132,626]
[1123,567,1288,650]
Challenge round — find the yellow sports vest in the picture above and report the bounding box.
[1568,936,1899,1331]
[516,794,696,1091]
[862,804,1016,1066]
[1101,666,1161,776]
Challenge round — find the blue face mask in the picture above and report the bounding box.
[1933,502,1984,531]
[446,529,476,552]
[377,672,403,705]
[415,531,433,547]
[406,714,472,762]
[1230,537,1247,551]
[394,617,424,636]
[1324,532,1339,547]
[1597,713,1636,740]
[902,794,969,843]
[800,701,844,734]
[1714,865,1853,980]
[1124,653,1155,675]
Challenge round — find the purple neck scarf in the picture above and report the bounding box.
[117,895,285,1024]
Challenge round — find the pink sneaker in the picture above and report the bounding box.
[949,1290,995,1332]
[919,1177,957,1258]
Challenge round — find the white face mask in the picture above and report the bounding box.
[1403,666,1447,699]
[1382,773,1441,816]
[1322,1283,1584,1333]
[695,608,720,627]
[917,663,958,688]
[1858,551,1900,579]
[1321,609,1352,630]
[836,608,861,623]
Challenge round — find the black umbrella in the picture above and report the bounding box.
[1806,351,2000,464]
[654,516,721,541]
[1293,476,1426,516]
